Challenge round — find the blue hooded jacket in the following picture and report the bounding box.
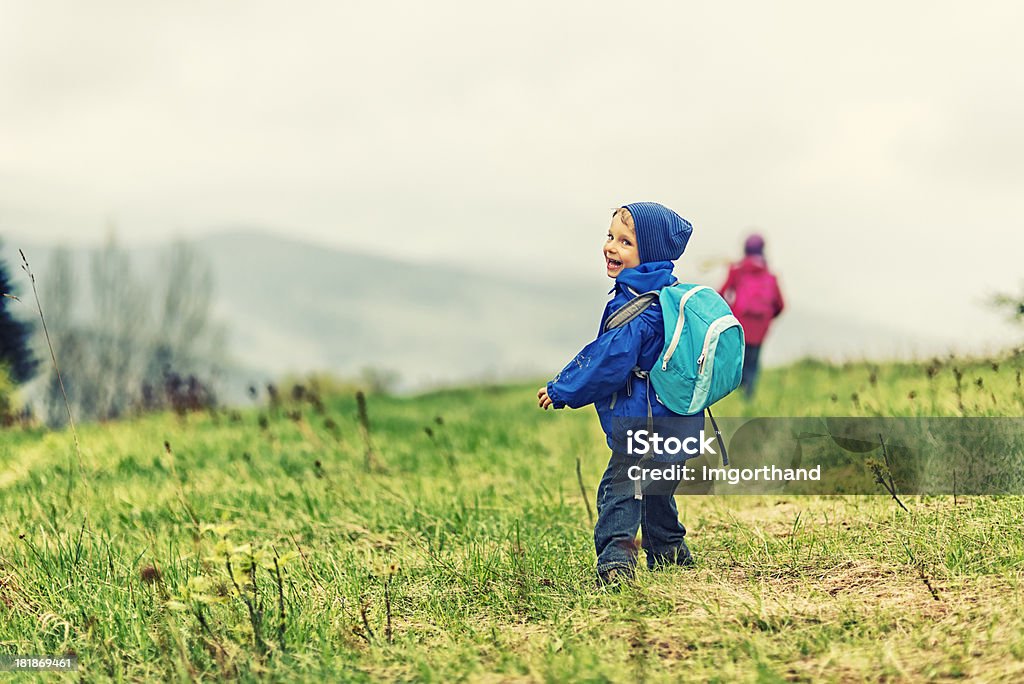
[547,261,701,453]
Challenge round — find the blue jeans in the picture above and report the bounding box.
[741,344,762,398]
[594,453,691,575]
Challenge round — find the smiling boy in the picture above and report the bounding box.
[538,202,703,586]
[603,207,641,277]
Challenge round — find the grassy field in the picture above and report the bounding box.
[2,351,1024,682]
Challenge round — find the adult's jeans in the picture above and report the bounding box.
[593,453,692,575]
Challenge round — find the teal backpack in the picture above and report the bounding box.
[605,283,745,462]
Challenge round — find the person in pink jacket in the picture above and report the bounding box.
[718,234,784,398]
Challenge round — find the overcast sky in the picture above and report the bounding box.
[2,1,1023,355]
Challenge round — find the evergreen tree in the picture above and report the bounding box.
[0,243,38,382]
[992,286,1024,325]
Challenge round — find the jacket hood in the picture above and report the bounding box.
[622,203,693,263]
[737,255,768,273]
[614,260,676,293]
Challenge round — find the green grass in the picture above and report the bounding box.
[2,351,1024,682]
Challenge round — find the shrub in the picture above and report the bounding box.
[0,365,20,427]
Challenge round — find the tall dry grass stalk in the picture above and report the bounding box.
[19,249,84,469]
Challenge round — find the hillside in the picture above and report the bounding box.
[2,355,1024,680]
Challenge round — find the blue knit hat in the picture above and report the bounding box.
[622,202,693,263]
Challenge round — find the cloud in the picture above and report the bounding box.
[2,0,1022,347]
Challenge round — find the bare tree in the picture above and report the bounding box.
[37,236,225,425]
[39,247,87,426]
[87,235,152,419]
[148,240,225,381]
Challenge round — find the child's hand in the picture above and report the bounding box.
[537,386,554,410]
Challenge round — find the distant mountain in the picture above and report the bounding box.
[193,230,606,388]
[6,230,960,392]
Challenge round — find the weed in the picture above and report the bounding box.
[356,390,377,471]
[18,250,82,470]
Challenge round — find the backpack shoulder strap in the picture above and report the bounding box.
[603,291,659,332]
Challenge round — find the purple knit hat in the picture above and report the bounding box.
[622,202,693,263]
[744,233,765,256]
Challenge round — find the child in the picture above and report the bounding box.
[718,233,785,399]
[537,202,703,586]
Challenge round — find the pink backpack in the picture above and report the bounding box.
[731,270,778,321]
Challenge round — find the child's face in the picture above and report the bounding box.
[604,214,641,278]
